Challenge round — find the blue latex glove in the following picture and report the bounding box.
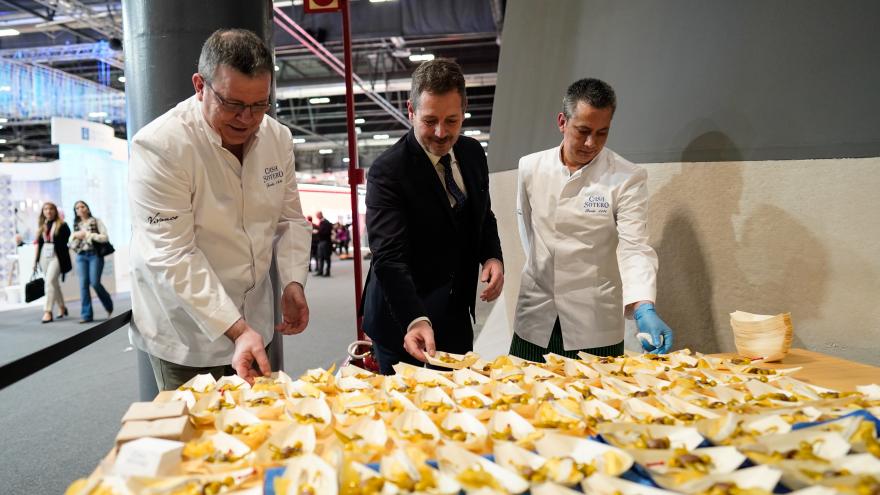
[634,303,673,354]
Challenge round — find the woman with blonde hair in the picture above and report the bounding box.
[69,200,114,323]
[35,202,71,323]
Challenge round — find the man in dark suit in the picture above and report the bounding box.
[315,211,333,277]
[362,59,504,374]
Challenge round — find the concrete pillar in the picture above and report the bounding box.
[122,0,281,400]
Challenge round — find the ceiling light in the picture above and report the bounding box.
[0,29,20,37]
[355,127,362,134]
[293,138,306,144]
[293,0,303,4]
[274,65,280,72]
[464,129,481,136]
[273,1,293,7]
[309,97,330,104]
[373,134,390,140]
[354,118,365,124]
[464,112,471,119]
[343,157,350,163]
[480,142,488,148]
[319,149,333,154]
[0,86,11,92]
[88,111,108,118]
[0,139,6,144]
[118,76,125,83]
[0,125,3,129]
[0,153,5,158]
[104,119,112,124]
[409,53,435,62]
[369,0,394,3]
[0,118,7,123]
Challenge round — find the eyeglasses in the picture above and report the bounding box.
[203,78,271,116]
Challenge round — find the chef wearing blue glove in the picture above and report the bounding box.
[510,78,674,361]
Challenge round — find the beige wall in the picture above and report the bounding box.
[478,157,880,366]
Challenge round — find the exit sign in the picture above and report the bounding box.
[303,0,341,13]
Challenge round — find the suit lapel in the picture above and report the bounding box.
[406,131,456,226]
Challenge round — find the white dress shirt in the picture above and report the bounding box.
[514,145,658,350]
[128,95,312,366]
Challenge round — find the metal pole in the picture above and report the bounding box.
[341,0,366,342]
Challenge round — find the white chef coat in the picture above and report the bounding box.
[514,145,658,350]
[128,95,312,366]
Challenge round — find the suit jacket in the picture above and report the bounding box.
[361,130,503,349]
[36,221,72,275]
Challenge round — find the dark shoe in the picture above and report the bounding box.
[79,318,94,324]
[57,307,68,319]
[41,313,53,324]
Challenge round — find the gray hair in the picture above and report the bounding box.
[198,28,273,82]
[410,58,467,111]
[562,78,617,119]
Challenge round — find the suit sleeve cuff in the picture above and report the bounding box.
[407,316,431,332]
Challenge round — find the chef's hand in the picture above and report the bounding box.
[275,282,309,335]
[480,258,504,302]
[634,302,673,354]
[225,318,271,384]
[403,320,436,363]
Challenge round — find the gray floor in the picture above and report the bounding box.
[0,259,363,495]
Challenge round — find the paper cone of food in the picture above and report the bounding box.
[773,453,880,490]
[532,381,574,402]
[336,375,373,393]
[676,464,782,494]
[332,392,379,427]
[730,310,794,362]
[339,416,388,450]
[283,379,325,400]
[598,423,704,451]
[452,367,492,388]
[240,389,284,419]
[425,351,480,370]
[632,446,746,489]
[256,423,316,463]
[490,364,527,384]
[487,410,539,445]
[190,390,237,427]
[393,362,456,388]
[523,364,564,383]
[532,481,583,495]
[380,448,460,494]
[215,375,250,394]
[339,461,391,495]
[743,429,851,464]
[181,431,253,472]
[178,373,217,394]
[436,443,530,494]
[582,472,680,495]
[274,453,337,495]
[452,386,493,419]
[581,398,622,422]
[493,441,549,483]
[391,409,441,443]
[440,411,489,450]
[533,398,585,432]
[286,397,333,431]
[415,386,457,418]
[534,432,634,480]
[382,374,412,395]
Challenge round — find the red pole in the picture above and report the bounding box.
[341,0,366,342]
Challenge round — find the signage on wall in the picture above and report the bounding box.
[303,0,341,13]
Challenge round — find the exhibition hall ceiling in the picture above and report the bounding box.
[0,0,503,172]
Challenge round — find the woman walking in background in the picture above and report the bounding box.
[69,200,114,323]
[35,202,71,323]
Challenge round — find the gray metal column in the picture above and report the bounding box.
[122,0,280,400]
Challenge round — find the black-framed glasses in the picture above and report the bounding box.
[203,78,271,116]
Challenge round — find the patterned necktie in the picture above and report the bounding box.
[440,153,467,211]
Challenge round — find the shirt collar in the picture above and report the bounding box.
[422,145,457,167]
[557,144,603,177]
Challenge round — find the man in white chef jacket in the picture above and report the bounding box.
[510,78,673,361]
[128,29,312,390]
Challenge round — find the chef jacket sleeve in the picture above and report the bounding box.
[516,157,533,256]
[616,167,658,307]
[273,131,312,290]
[129,137,241,342]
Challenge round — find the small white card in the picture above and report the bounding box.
[113,437,183,478]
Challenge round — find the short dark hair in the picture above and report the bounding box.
[410,58,467,111]
[562,78,617,118]
[198,28,273,82]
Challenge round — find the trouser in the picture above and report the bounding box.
[76,250,113,320]
[337,241,349,255]
[509,317,624,362]
[39,255,63,313]
[317,240,332,275]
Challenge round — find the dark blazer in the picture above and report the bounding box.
[36,222,72,275]
[361,130,503,349]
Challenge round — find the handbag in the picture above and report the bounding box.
[93,240,115,257]
[25,270,45,303]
